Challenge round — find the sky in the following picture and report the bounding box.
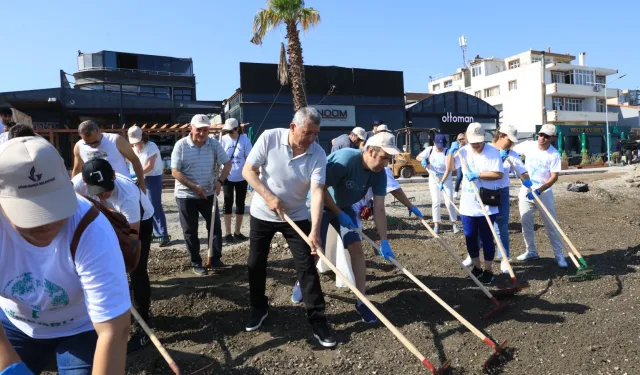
[2,0,638,100]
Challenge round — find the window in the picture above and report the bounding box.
[531,56,541,64]
[566,98,583,111]
[551,71,564,84]
[484,86,500,97]
[553,98,564,110]
[573,69,594,86]
[596,76,605,85]
[597,99,606,113]
[174,88,193,101]
[508,59,520,69]
[444,80,453,88]
[474,91,481,98]
[472,64,482,77]
[432,84,440,91]
[509,80,517,91]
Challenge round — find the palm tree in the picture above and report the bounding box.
[251,0,320,111]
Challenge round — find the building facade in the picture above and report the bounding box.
[431,49,620,133]
[224,62,406,154]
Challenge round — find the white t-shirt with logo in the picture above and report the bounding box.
[496,148,527,189]
[220,134,253,182]
[512,141,561,192]
[72,173,154,223]
[0,196,131,339]
[417,147,450,178]
[134,141,163,177]
[454,144,502,217]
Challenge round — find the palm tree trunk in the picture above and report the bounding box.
[286,21,307,111]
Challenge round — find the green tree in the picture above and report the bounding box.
[251,0,320,111]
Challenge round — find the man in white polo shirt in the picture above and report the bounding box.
[513,124,567,268]
[171,115,232,275]
[242,107,336,348]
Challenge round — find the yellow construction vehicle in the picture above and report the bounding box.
[391,127,440,178]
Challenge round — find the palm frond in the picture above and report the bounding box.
[251,8,281,45]
[278,42,289,85]
[298,7,320,32]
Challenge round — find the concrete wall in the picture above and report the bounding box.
[610,105,640,128]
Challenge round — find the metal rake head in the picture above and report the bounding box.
[568,267,600,282]
[483,340,509,372]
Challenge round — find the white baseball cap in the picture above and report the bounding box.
[190,114,211,128]
[498,124,518,143]
[376,124,390,133]
[223,118,239,131]
[352,127,367,141]
[539,124,557,137]
[466,122,486,143]
[366,132,401,155]
[127,125,143,144]
[0,136,78,228]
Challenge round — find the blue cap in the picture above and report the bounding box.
[373,120,381,126]
[434,134,446,148]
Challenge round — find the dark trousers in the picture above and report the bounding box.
[222,180,248,215]
[248,215,327,324]
[455,167,464,192]
[131,218,153,322]
[461,214,497,261]
[176,195,222,265]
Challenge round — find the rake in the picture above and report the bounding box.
[130,306,181,375]
[358,230,509,372]
[418,218,511,319]
[284,215,450,374]
[458,156,528,294]
[506,159,600,282]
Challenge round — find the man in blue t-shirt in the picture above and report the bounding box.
[301,132,401,324]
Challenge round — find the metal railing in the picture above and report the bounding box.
[77,66,193,77]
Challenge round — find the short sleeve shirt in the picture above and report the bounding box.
[495,148,527,189]
[454,144,502,217]
[417,147,449,177]
[134,141,163,177]
[171,136,230,199]
[325,148,387,209]
[220,134,253,182]
[331,134,357,153]
[513,141,561,191]
[246,128,327,222]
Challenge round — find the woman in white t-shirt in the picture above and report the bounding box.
[128,126,170,247]
[219,118,252,243]
[454,123,504,285]
[417,134,459,234]
[0,137,130,375]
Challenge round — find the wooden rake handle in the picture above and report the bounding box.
[457,155,516,278]
[357,230,494,345]
[418,219,495,300]
[130,306,181,375]
[282,215,432,369]
[505,159,583,260]
[435,175,461,215]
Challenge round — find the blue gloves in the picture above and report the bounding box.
[337,212,356,230]
[439,182,445,191]
[379,240,396,261]
[500,149,509,161]
[129,173,137,180]
[466,171,480,181]
[526,189,540,200]
[408,206,424,219]
[450,141,460,154]
[0,362,34,375]
[522,179,533,189]
[421,157,428,169]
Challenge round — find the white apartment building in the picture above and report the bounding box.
[429,49,620,137]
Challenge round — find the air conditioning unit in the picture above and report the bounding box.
[594,85,602,92]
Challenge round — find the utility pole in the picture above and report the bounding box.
[541,51,547,125]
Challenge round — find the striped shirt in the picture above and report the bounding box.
[171,135,230,199]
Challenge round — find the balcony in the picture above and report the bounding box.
[546,110,618,123]
[546,83,618,98]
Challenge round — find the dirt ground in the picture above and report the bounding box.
[126,169,640,375]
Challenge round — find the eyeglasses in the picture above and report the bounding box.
[457,138,464,141]
[538,133,550,139]
[84,134,103,147]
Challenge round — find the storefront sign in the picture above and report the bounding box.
[311,105,356,127]
[569,127,604,134]
[441,112,474,123]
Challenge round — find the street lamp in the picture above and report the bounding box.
[588,73,626,166]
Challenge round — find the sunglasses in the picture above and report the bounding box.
[84,134,103,147]
[538,133,550,139]
[457,138,464,141]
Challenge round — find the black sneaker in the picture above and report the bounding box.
[471,267,483,279]
[311,321,337,348]
[478,270,494,285]
[225,234,235,243]
[245,307,268,332]
[158,237,171,247]
[127,326,151,354]
[234,233,248,242]
[192,263,207,276]
[209,259,227,269]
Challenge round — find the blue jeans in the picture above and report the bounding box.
[145,175,168,237]
[492,187,511,258]
[455,168,463,192]
[461,214,497,261]
[0,310,97,375]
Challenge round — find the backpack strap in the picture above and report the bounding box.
[70,205,100,262]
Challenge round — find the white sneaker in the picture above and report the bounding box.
[462,255,472,268]
[516,252,540,261]
[291,281,303,304]
[452,224,460,234]
[500,260,510,274]
[453,191,458,199]
[556,256,568,269]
